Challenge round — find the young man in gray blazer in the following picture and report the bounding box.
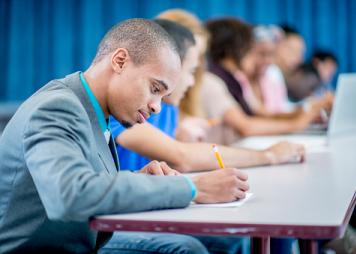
[0,18,249,253]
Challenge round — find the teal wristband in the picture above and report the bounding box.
[183,176,197,199]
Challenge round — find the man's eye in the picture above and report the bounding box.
[151,85,160,94]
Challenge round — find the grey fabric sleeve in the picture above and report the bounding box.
[23,93,192,222]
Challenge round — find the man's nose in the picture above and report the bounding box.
[149,100,161,114]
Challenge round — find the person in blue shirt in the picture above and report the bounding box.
[109,20,306,173]
[0,18,251,254]
[110,100,178,170]
[105,18,249,254]
[109,16,306,254]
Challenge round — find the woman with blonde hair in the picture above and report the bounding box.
[158,9,208,118]
[158,9,215,142]
[160,11,305,254]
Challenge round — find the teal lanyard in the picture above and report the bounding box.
[79,72,109,134]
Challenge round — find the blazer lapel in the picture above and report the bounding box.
[108,134,120,170]
[65,72,118,175]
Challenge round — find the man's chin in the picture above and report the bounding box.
[120,120,133,129]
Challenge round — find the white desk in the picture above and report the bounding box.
[235,134,328,153]
[91,135,356,254]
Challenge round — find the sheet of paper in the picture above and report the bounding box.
[190,193,253,208]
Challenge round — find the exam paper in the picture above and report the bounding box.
[190,193,253,208]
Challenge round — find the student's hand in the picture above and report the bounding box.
[139,161,180,176]
[315,91,334,110]
[264,141,305,165]
[191,168,249,204]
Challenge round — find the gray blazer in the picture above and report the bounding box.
[0,72,192,253]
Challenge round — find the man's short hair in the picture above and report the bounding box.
[312,50,338,65]
[280,24,301,36]
[93,18,178,65]
[154,19,195,62]
[205,18,253,67]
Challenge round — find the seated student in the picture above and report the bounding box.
[311,50,338,89]
[237,25,290,115]
[109,19,305,173]
[158,9,212,143]
[236,25,333,121]
[309,51,338,123]
[274,25,306,79]
[0,18,249,254]
[288,50,338,102]
[105,18,248,254]
[287,62,323,102]
[203,18,331,140]
[108,17,301,254]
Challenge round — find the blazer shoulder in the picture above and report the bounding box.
[30,83,86,116]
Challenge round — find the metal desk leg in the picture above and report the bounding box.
[251,237,270,254]
[299,239,318,254]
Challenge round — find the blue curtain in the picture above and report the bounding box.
[1,0,355,102]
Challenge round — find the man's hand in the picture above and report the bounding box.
[139,160,180,176]
[264,141,305,165]
[191,168,249,203]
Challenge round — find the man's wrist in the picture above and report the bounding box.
[264,151,278,165]
[183,175,197,200]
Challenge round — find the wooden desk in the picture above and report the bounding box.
[91,135,356,254]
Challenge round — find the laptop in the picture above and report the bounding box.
[236,73,356,151]
[327,73,356,140]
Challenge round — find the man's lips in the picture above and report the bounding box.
[138,110,149,123]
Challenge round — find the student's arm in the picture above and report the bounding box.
[255,107,304,119]
[255,93,333,120]
[116,122,305,172]
[223,104,318,136]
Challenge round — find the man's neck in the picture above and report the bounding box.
[275,57,288,75]
[83,64,110,118]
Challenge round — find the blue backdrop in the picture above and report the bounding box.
[1,0,355,102]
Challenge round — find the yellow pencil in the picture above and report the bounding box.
[212,144,225,169]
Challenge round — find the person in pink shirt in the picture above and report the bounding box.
[237,25,291,115]
[237,25,333,118]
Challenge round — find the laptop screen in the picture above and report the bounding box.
[328,73,356,139]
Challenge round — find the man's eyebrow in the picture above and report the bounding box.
[152,79,169,91]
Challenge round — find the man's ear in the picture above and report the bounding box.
[111,48,130,73]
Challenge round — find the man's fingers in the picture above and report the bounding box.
[147,161,164,176]
[233,189,246,199]
[159,161,179,176]
[222,168,248,181]
[237,179,250,192]
[235,170,248,181]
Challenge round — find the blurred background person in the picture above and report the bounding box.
[110,11,305,174]
[203,18,331,144]
[158,9,212,143]
[275,25,306,78]
[238,25,290,115]
[286,62,323,102]
[311,50,338,89]
[287,50,338,102]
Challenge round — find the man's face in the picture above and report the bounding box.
[316,59,337,84]
[107,47,181,128]
[164,44,200,106]
[278,35,305,72]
